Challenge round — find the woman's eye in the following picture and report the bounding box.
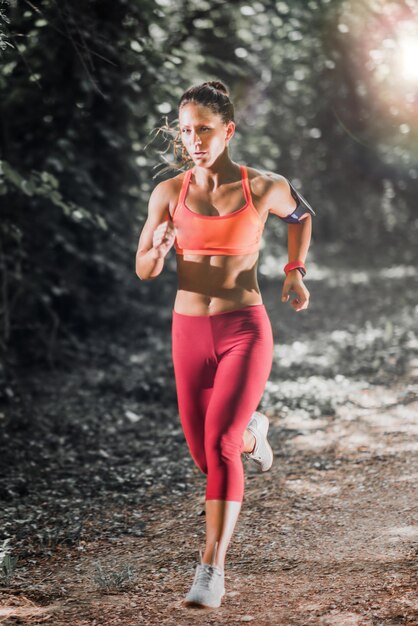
[181,127,210,133]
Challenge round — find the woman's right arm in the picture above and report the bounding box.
[135,180,176,280]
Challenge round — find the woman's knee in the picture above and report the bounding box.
[206,431,243,465]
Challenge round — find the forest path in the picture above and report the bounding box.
[2,381,417,625]
[1,254,417,625]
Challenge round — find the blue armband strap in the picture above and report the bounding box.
[280,179,316,224]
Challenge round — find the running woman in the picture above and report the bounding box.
[136,81,315,609]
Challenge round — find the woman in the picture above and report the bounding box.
[136,81,315,609]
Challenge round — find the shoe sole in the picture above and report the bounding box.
[249,438,273,472]
[183,589,226,609]
[259,413,273,471]
[247,413,273,472]
[183,600,220,609]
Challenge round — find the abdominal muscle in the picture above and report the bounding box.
[173,251,263,316]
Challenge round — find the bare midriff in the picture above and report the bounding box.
[173,250,263,316]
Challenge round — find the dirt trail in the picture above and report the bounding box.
[1,258,417,625]
[1,381,417,625]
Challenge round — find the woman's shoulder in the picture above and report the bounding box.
[151,168,189,200]
[245,165,288,197]
[147,168,192,220]
[245,165,287,182]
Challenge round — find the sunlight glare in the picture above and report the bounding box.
[399,36,418,81]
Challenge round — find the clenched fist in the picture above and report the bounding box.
[281,270,310,312]
[152,220,176,259]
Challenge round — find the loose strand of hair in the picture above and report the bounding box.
[146,116,193,179]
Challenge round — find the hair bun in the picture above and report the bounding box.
[204,81,229,96]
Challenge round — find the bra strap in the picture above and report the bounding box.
[240,165,253,205]
[179,168,193,205]
[172,168,193,219]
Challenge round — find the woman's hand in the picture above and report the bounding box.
[281,270,310,311]
[152,220,176,259]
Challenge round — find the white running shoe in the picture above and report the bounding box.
[244,411,273,472]
[184,548,225,609]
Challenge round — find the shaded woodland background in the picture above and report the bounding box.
[0,3,418,622]
[1,0,417,378]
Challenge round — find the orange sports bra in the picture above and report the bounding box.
[171,165,264,256]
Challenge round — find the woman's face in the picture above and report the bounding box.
[179,102,235,167]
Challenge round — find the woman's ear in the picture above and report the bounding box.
[226,121,236,143]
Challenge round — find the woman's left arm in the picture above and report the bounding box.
[282,215,312,312]
[265,173,315,312]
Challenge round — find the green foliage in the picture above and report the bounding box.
[93,560,136,591]
[1,160,108,229]
[0,0,416,370]
[0,538,18,585]
[35,522,84,555]
[0,0,13,53]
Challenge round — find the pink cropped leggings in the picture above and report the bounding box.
[171,304,274,502]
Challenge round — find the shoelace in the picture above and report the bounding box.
[193,563,221,592]
[192,547,223,592]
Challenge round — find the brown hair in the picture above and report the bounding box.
[178,81,234,124]
[150,80,234,177]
